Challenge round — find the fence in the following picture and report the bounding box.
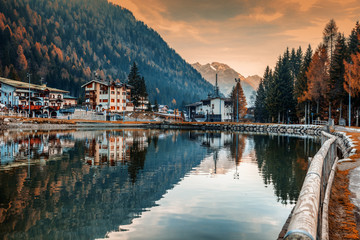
[284,131,340,240]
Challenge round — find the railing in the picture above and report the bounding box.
[284,131,339,240]
[313,120,328,125]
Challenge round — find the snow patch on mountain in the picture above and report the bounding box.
[192,62,261,106]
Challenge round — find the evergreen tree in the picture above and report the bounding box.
[254,80,267,122]
[295,45,312,123]
[323,19,338,64]
[127,62,148,109]
[146,100,152,112]
[231,81,247,119]
[272,49,295,123]
[348,21,360,57]
[264,67,280,122]
[329,34,347,122]
[154,99,159,112]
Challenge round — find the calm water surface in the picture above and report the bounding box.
[0,129,319,240]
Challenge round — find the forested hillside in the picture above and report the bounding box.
[0,0,213,107]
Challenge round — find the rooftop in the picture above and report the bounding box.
[0,77,69,93]
[81,79,133,89]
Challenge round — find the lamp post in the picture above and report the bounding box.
[235,78,240,122]
[27,73,31,118]
[349,68,351,127]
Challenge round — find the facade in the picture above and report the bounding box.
[186,97,233,122]
[0,77,70,117]
[82,80,134,112]
[136,96,149,111]
[63,95,77,107]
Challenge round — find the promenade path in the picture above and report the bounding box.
[331,126,360,239]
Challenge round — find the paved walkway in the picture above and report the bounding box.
[334,126,360,230]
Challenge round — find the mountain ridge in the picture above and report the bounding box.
[191,62,261,106]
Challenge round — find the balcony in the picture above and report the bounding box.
[18,105,43,111]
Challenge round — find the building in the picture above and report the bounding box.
[136,96,149,111]
[82,80,134,112]
[186,74,233,122]
[0,77,70,117]
[63,95,77,107]
[186,97,233,122]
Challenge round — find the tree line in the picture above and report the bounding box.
[255,20,360,125]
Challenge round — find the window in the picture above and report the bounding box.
[58,95,61,99]
[111,91,115,94]
[111,99,114,103]
[117,99,120,103]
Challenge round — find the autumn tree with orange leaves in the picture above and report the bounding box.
[344,52,360,96]
[304,45,329,115]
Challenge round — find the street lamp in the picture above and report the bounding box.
[349,68,351,127]
[27,73,31,118]
[235,78,241,123]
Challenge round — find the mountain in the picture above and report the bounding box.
[0,0,214,108]
[192,62,261,106]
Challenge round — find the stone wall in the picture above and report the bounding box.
[155,123,325,136]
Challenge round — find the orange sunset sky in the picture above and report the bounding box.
[109,0,359,76]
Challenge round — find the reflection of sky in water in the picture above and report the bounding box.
[103,139,293,240]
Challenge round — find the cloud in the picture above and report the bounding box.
[109,0,359,76]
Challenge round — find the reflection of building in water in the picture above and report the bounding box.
[0,132,75,167]
[84,131,149,167]
[190,132,248,176]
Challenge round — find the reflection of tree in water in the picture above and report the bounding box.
[253,135,319,204]
[229,134,246,165]
[128,139,148,184]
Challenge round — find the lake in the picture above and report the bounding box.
[0,129,319,240]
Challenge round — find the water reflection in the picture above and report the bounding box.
[253,135,319,204]
[0,130,319,240]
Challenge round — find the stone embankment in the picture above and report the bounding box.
[154,123,325,136]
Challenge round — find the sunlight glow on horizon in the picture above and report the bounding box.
[109,0,358,76]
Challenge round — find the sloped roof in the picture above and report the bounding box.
[81,79,133,89]
[63,94,77,99]
[0,77,69,93]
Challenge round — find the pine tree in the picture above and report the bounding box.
[128,62,145,109]
[273,49,295,123]
[154,99,159,112]
[323,19,338,64]
[329,34,347,122]
[264,66,280,122]
[295,45,313,103]
[348,21,360,57]
[295,45,312,123]
[231,81,247,119]
[254,80,268,122]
